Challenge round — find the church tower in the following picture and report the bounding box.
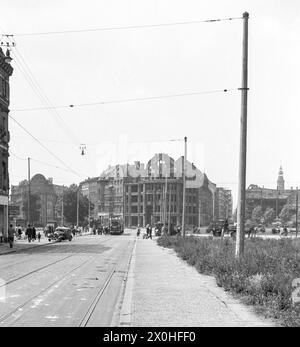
[277,166,285,190]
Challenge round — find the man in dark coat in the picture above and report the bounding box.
[32,226,36,241]
[8,224,15,248]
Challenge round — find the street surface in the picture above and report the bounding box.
[0,229,274,327]
[0,232,135,327]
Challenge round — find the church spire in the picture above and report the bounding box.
[277,165,285,190]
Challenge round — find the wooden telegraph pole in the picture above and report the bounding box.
[182,137,187,238]
[27,158,31,226]
[76,188,79,227]
[296,193,298,238]
[61,191,64,226]
[236,12,249,258]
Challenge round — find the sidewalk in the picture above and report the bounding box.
[121,236,274,327]
[0,236,54,255]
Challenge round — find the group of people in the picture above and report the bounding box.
[7,224,42,249]
[136,224,182,239]
[91,225,110,236]
[25,225,41,243]
[136,225,153,239]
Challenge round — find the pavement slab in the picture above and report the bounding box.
[130,237,274,327]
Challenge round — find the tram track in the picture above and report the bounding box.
[78,268,116,327]
[78,238,136,327]
[0,236,116,289]
[0,235,133,326]
[0,256,94,325]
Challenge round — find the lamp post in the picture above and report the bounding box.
[76,187,79,227]
[182,136,187,238]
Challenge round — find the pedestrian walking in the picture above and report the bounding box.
[8,224,15,248]
[32,226,36,242]
[37,232,41,242]
[26,224,32,243]
[17,225,22,240]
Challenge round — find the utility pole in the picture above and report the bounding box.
[296,193,298,238]
[76,187,79,227]
[182,136,187,238]
[164,174,168,225]
[276,189,279,218]
[45,194,48,225]
[88,187,91,230]
[168,184,171,235]
[27,158,31,226]
[236,12,249,259]
[61,191,64,226]
[198,200,201,228]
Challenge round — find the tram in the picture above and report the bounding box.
[109,216,124,235]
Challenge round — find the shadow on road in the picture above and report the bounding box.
[6,242,112,255]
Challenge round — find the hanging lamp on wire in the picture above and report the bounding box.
[80,144,86,155]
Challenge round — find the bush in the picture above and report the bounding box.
[157,235,300,326]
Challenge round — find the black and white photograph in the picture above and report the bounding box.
[0,0,299,333]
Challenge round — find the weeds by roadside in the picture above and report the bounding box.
[157,235,300,326]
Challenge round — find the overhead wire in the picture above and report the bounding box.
[0,28,82,146]
[12,88,238,112]
[0,25,90,181]
[9,114,86,179]
[10,48,81,146]
[10,150,81,175]
[6,16,243,37]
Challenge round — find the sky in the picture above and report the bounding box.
[1,0,300,206]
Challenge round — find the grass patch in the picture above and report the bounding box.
[157,235,300,326]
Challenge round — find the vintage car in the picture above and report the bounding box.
[48,227,73,242]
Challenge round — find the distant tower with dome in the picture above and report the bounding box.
[277,166,285,190]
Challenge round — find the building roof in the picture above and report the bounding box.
[98,153,216,191]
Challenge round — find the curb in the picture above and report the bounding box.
[118,238,137,327]
[0,231,94,256]
[0,240,57,256]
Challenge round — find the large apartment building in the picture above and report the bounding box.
[80,154,231,228]
[10,174,66,226]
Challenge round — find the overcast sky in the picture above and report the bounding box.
[1,0,300,206]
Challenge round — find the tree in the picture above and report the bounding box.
[63,185,94,226]
[263,207,275,225]
[251,206,263,224]
[22,193,41,224]
[279,204,295,223]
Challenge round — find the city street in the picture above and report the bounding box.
[0,232,135,327]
